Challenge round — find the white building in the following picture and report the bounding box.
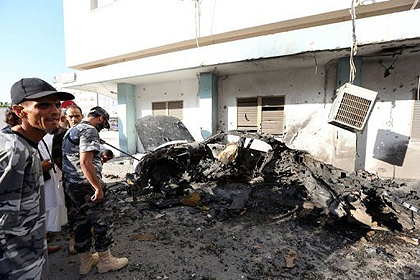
[59,89,118,118]
[54,0,420,179]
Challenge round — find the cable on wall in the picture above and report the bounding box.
[349,0,361,160]
[411,0,420,10]
[349,0,360,84]
[194,0,202,48]
[380,53,401,78]
[210,0,217,44]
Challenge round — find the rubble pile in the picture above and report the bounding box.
[47,117,420,279]
[48,131,420,279]
[128,131,419,231]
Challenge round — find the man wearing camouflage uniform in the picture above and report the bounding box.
[62,106,128,275]
[52,104,84,255]
[0,78,74,279]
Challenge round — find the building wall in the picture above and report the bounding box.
[135,78,200,151]
[60,1,420,179]
[218,66,337,164]
[63,89,118,118]
[361,54,420,179]
[134,66,339,164]
[132,52,420,179]
[63,0,395,68]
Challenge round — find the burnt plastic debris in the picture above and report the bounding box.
[136,115,195,152]
[128,118,419,231]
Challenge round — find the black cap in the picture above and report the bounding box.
[11,78,74,105]
[88,106,110,129]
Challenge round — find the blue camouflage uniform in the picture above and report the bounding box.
[62,121,113,253]
[0,127,47,280]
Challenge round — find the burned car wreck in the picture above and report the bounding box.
[47,115,420,279]
[127,115,419,231]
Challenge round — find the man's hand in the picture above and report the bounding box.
[41,160,53,172]
[91,188,104,202]
[81,151,104,202]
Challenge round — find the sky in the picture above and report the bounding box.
[0,0,71,103]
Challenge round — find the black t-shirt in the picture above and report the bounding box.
[52,128,67,170]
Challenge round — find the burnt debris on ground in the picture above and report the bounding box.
[47,123,420,279]
[92,129,420,279]
[126,130,419,232]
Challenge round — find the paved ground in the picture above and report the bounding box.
[99,130,120,156]
[44,156,420,280]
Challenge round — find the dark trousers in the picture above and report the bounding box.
[63,180,113,253]
[63,180,75,232]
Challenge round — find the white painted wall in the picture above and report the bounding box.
[60,89,118,118]
[361,54,420,179]
[58,7,420,89]
[218,67,337,164]
[132,51,420,179]
[135,78,200,150]
[59,0,420,179]
[133,67,338,164]
[63,0,397,67]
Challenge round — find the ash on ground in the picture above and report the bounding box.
[46,133,420,280]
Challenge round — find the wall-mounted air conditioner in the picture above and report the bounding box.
[61,72,77,84]
[328,83,378,132]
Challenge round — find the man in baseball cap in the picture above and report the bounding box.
[11,77,74,105]
[88,106,110,130]
[0,77,74,279]
[62,105,128,275]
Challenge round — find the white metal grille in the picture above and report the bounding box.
[411,100,420,141]
[334,92,372,129]
[328,83,377,132]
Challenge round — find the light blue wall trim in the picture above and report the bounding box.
[336,57,366,171]
[117,83,137,154]
[199,73,218,137]
[336,57,362,88]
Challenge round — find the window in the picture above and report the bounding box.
[261,96,285,135]
[237,96,284,135]
[237,98,258,132]
[411,100,420,141]
[152,101,183,120]
[152,102,166,116]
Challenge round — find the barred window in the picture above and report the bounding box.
[237,96,284,135]
[152,101,183,120]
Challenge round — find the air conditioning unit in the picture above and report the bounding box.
[328,83,378,132]
[60,72,77,84]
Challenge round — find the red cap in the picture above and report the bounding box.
[61,100,77,109]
